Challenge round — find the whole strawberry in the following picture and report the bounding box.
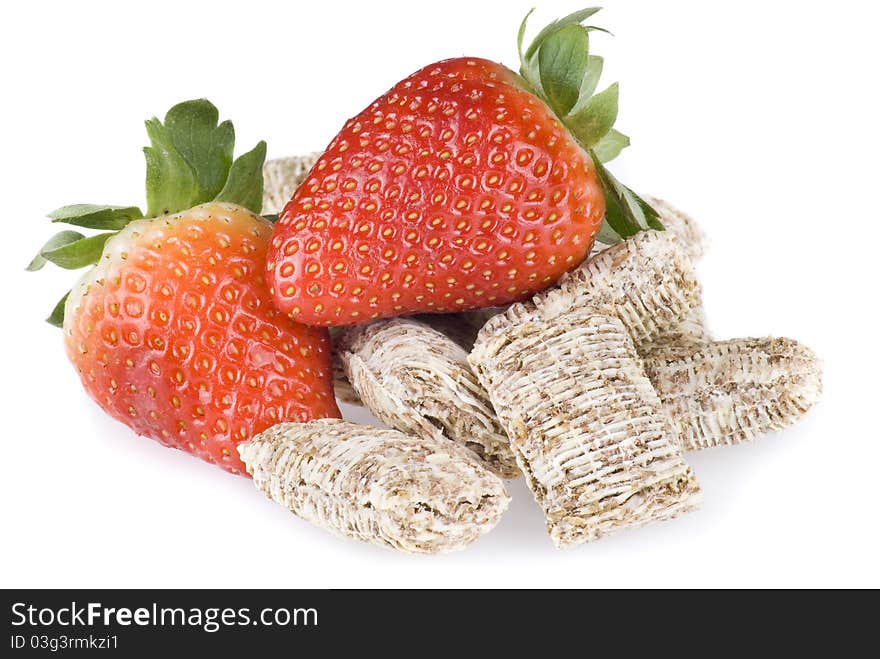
[267,8,661,325]
[29,100,340,474]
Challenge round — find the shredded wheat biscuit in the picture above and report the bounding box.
[484,230,701,351]
[431,291,709,359]
[643,197,707,261]
[643,338,822,451]
[331,353,362,405]
[589,200,709,351]
[327,315,492,407]
[327,327,362,405]
[638,304,711,355]
[469,308,702,547]
[262,153,321,215]
[338,318,519,478]
[239,419,510,554]
[638,198,708,349]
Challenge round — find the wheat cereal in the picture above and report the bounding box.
[644,196,707,261]
[262,153,321,215]
[643,338,822,451]
[338,318,519,478]
[587,202,708,352]
[490,230,701,351]
[638,304,711,355]
[239,419,510,554]
[469,307,702,547]
[326,327,362,405]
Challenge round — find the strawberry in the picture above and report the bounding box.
[267,8,661,326]
[29,100,340,474]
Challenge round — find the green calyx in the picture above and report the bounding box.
[143,99,266,217]
[518,7,663,242]
[29,99,268,327]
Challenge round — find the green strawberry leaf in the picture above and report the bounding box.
[48,204,144,230]
[595,221,623,245]
[519,7,604,101]
[523,7,602,61]
[144,117,201,217]
[517,9,536,61]
[538,24,590,117]
[46,291,70,328]
[214,140,267,213]
[521,54,544,98]
[569,55,604,114]
[144,99,263,216]
[600,193,640,240]
[640,196,665,231]
[593,129,631,163]
[564,82,619,149]
[591,152,663,240]
[33,98,267,328]
[40,232,115,270]
[582,25,613,36]
[163,99,235,201]
[27,230,85,271]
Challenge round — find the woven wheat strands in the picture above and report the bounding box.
[338,318,519,478]
[326,313,501,409]
[644,196,707,261]
[239,419,510,554]
[643,338,823,451]
[327,327,363,405]
[638,304,711,355]
[470,308,702,547]
[504,230,702,351]
[262,153,321,215]
[590,199,709,351]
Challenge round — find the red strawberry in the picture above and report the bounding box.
[30,101,340,474]
[267,8,660,326]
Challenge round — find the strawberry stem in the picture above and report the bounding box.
[29,99,268,327]
[517,7,663,242]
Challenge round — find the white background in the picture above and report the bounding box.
[2,0,878,588]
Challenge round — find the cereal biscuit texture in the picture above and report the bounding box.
[330,352,362,405]
[638,305,711,355]
[327,328,363,406]
[262,153,321,215]
[239,419,510,554]
[470,309,702,547]
[590,199,709,352]
[338,318,519,478]
[507,230,702,351]
[324,312,500,409]
[643,196,707,261]
[643,338,823,451]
